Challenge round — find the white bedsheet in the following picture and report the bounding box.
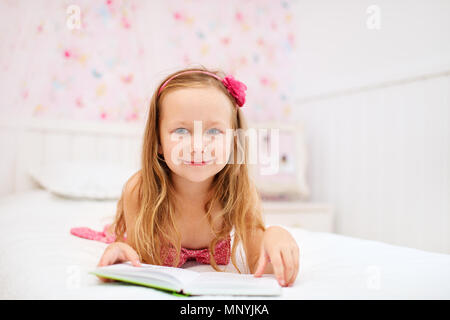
[0,190,449,299]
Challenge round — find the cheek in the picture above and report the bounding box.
[159,133,174,158]
[162,135,191,163]
[205,135,233,163]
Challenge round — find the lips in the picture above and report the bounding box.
[180,159,214,166]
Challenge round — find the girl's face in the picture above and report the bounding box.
[158,86,234,183]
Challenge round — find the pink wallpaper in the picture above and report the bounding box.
[0,0,299,124]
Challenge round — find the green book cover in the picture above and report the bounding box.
[89,270,191,297]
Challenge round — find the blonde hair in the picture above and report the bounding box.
[112,66,265,273]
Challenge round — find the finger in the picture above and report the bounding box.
[253,250,268,277]
[131,259,141,267]
[291,246,300,286]
[97,256,109,267]
[96,275,114,283]
[281,248,295,286]
[97,249,116,267]
[269,251,285,287]
[96,250,116,282]
[122,246,141,267]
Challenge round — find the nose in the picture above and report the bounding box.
[191,137,205,162]
[190,134,218,162]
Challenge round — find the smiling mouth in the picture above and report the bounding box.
[180,159,214,166]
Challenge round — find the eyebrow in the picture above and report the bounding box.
[169,120,227,127]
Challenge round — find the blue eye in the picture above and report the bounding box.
[207,128,222,135]
[174,128,189,134]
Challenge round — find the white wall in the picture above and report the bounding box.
[293,0,450,98]
[299,73,450,254]
[286,0,450,254]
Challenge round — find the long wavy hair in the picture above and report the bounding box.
[111,66,265,273]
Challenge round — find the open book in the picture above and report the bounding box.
[91,262,281,296]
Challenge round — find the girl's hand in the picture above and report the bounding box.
[96,242,141,282]
[253,226,299,287]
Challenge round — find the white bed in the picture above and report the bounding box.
[1,189,449,300]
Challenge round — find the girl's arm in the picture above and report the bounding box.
[252,225,299,287]
[244,190,300,287]
[120,172,141,249]
[246,227,274,274]
[97,174,142,275]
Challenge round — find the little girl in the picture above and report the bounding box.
[97,67,299,287]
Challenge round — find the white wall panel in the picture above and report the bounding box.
[298,74,450,254]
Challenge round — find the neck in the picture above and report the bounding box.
[170,173,215,208]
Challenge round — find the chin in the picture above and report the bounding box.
[183,173,215,183]
[174,165,224,183]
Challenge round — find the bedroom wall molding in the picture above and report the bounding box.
[0,117,145,136]
[295,69,450,105]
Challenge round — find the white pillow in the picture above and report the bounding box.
[28,160,137,200]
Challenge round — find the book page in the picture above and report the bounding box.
[92,263,281,296]
[184,272,281,296]
[94,262,200,286]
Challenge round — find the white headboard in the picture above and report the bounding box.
[14,118,145,193]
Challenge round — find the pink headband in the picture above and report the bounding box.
[157,70,247,107]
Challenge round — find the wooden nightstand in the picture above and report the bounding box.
[261,201,335,233]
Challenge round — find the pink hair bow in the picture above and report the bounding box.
[221,75,247,107]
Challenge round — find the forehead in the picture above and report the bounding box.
[159,86,233,126]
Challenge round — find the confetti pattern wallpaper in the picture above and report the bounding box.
[0,0,300,124]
